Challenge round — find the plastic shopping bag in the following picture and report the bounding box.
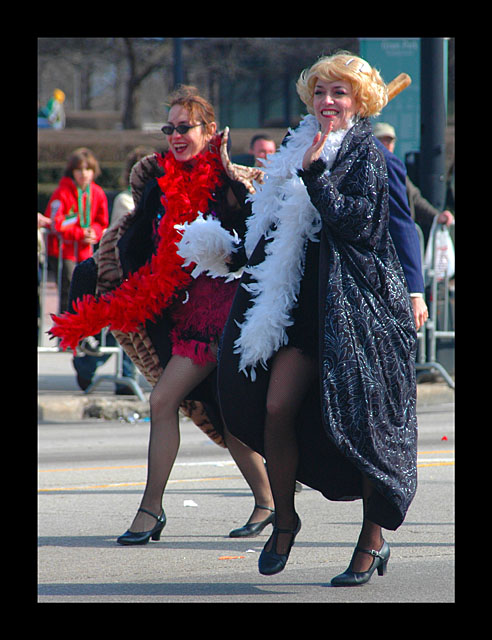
[424,217,455,282]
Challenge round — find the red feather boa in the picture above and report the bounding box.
[49,140,225,351]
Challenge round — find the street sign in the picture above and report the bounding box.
[359,38,420,163]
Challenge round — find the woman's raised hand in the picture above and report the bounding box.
[302,121,334,170]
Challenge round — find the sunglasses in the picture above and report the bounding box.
[161,123,203,136]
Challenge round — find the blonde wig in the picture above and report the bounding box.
[296,52,388,118]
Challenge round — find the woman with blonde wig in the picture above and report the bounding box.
[216,53,419,585]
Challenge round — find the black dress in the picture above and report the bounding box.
[286,236,320,358]
[218,118,418,531]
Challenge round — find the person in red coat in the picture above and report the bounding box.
[45,148,109,312]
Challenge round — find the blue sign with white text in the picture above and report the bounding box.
[359,38,420,163]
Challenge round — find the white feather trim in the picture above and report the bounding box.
[234,114,352,379]
[175,213,241,281]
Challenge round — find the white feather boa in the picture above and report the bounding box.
[234,115,353,379]
[175,114,353,379]
[176,213,242,282]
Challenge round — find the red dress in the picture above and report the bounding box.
[168,274,238,366]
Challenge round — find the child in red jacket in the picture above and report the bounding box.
[45,147,109,311]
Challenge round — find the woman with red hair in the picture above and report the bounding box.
[50,86,274,545]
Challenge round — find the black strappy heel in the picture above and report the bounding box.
[116,507,167,546]
[331,539,390,586]
[258,514,301,575]
[229,504,275,538]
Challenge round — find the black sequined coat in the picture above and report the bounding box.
[218,118,418,530]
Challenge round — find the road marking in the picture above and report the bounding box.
[38,452,453,475]
[38,458,454,493]
[38,475,242,492]
[38,464,146,473]
[417,461,454,468]
[38,460,237,473]
[418,450,454,455]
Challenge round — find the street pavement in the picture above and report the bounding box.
[37,349,455,604]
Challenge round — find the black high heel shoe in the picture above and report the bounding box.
[258,514,301,576]
[116,507,166,546]
[229,505,275,538]
[331,539,390,586]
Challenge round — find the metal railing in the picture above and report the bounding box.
[37,229,146,400]
[38,221,455,398]
[415,222,455,390]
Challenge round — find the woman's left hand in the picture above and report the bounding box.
[302,121,334,170]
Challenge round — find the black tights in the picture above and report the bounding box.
[129,351,273,534]
[130,354,217,532]
[263,346,382,567]
[263,347,316,539]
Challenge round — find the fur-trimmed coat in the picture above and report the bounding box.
[68,142,257,448]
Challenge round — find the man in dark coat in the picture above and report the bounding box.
[375,136,428,330]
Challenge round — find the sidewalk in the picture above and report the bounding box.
[38,349,152,422]
[37,349,455,423]
[38,277,152,422]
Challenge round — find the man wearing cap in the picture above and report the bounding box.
[374,122,454,233]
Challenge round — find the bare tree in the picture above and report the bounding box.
[38,38,118,110]
[182,37,360,126]
[38,37,361,129]
[121,38,173,129]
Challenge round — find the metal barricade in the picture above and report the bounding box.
[38,222,455,396]
[37,229,146,400]
[415,222,455,390]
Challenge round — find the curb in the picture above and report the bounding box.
[415,382,455,407]
[38,394,150,422]
[38,382,454,423]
